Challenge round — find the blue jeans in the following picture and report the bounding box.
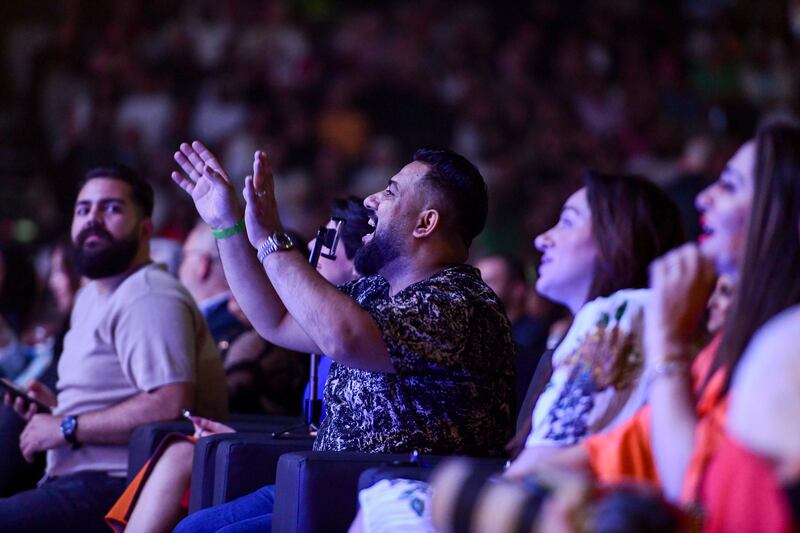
[0,470,126,533]
[174,484,276,533]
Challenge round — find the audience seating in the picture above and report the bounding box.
[187,431,315,513]
[237,450,505,533]
[127,415,304,482]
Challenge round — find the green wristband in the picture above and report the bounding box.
[211,219,245,240]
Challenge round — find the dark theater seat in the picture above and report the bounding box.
[271,451,505,533]
[126,415,304,483]
[187,431,314,513]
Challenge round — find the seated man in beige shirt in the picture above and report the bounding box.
[0,166,228,533]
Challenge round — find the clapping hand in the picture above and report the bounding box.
[241,150,283,248]
[172,142,284,249]
[171,141,243,231]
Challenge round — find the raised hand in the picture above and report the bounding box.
[171,141,243,230]
[242,150,283,248]
[644,243,716,367]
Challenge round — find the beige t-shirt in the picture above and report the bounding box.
[47,263,228,478]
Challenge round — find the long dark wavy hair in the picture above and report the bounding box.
[709,121,800,396]
[507,172,686,457]
[584,171,687,301]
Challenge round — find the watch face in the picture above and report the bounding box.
[61,416,76,435]
[274,233,294,249]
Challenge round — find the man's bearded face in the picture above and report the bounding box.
[72,225,140,279]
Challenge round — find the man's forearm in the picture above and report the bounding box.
[216,232,284,325]
[73,383,191,445]
[262,251,393,372]
[216,232,321,353]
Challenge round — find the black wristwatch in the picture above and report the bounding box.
[60,415,80,449]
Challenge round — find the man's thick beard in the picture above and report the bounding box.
[73,229,141,280]
[354,230,401,277]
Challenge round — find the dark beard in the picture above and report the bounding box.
[72,227,141,279]
[353,229,401,276]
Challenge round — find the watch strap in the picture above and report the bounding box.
[61,415,81,449]
[257,232,294,263]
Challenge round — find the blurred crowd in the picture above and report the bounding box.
[0,0,798,365]
[2,0,798,249]
[0,0,800,528]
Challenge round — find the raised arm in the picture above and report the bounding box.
[171,141,319,354]
[240,150,393,372]
[644,243,716,501]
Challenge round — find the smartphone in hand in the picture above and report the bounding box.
[0,378,52,413]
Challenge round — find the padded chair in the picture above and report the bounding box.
[271,451,506,533]
[126,415,304,483]
[187,431,315,513]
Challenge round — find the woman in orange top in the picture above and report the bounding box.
[507,122,800,511]
[703,305,800,532]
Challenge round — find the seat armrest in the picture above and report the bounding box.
[272,451,418,533]
[188,432,313,513]
[272,451,507,533]
[127,416,303,483]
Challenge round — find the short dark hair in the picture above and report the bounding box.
[79,165,154,217]
[584,170,686,301]
[412,148,488,246]
[330,196,372,260]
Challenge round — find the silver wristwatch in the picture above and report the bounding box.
[257,232,295,263]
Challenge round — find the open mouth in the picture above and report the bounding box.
[538,255,552,273]
[698,215,714,243]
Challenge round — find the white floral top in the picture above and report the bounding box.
[526,288,649,447]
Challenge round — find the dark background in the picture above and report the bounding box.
[0,0,795,259]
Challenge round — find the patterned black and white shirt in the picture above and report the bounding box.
[314,265,515,457]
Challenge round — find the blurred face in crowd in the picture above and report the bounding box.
[309,219,358,287]
[476,256,514,302]
[696,141,756,276]
[534,187,598,314]
[178,223,220,300]
[48,245,78,314]
[71,178,150,279]
[706,273,734,335]
[476,255,529,321]
[356,161,430,276]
